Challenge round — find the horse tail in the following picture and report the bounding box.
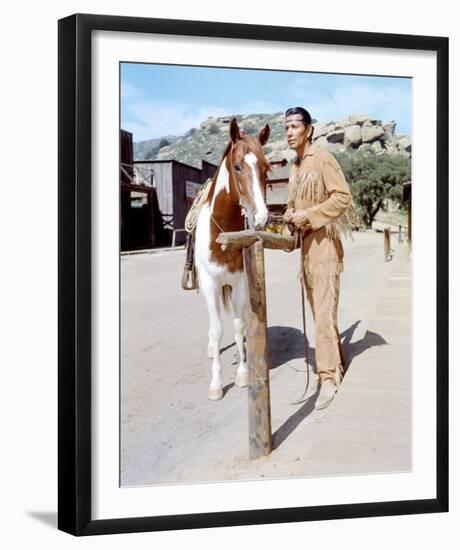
[221,284,232,313]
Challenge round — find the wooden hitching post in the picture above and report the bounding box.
[243,240,272,458]
[384,227,391,261]
[216,230,295,460]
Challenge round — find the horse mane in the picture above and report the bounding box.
[219,140,233,164]
[204,141,231,203]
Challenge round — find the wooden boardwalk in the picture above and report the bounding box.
[293,241,412,476]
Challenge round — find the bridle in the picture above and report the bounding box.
[210,140,264,233]
[228,141,247,205]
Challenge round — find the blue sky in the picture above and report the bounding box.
[121,63,412,143]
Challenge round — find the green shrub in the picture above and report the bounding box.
[335,151,411,228]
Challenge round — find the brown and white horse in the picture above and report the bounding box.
[195,118,271,400]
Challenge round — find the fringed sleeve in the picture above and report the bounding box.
[286,169,298,209]
[305,152,352,231]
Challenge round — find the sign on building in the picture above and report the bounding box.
[185,180,203,199]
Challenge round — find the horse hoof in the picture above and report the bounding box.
[235,372,249,387]
[208,387,224,401]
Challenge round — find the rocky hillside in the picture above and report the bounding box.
[133,134,180,160]
[133,112,411,168]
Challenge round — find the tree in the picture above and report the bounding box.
[335,151,411,228]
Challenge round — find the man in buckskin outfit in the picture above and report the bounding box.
[283,107,357,410]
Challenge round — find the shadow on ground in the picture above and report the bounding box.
[272,391,319,449]
[268,322,387,373]
[341,320,388,373]
[26,511,57,529]
[270,322,388,447]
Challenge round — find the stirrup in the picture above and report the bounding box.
[181,265,198,290]
[181,232,198,290]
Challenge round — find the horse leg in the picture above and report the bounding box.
[231,276,249,388]
[207,338,213,359]
[200,275,224,400]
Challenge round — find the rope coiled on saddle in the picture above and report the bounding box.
[184,177,213,234]
[181,178,213,291]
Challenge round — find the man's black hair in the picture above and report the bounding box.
[285,107,314,141]
[285,107,312,127]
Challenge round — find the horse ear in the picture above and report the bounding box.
[230,118,241,142]
[259,124,270,146]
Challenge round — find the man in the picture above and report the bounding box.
[283,107,357,410]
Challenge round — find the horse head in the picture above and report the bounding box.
[225,118,271,231]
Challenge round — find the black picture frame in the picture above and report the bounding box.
[58,13,449,536]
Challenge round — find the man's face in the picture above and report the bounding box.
[284,114,311,150]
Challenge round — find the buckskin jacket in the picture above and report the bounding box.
[286,142,359,287]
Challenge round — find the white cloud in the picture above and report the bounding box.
[286,78,411,134]
[122,98,284,142]
[120,81,144,100]
[122,98,230,141]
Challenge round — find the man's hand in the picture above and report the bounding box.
[290,209,310,228]
[283,208,295,224]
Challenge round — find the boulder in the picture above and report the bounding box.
[351,114,371,126]
[313,121,334,139]
[344,125,362,147]
[383,121,397,140]
[267,149,295,163]
[327,129,345,143]
[384,142,398,155]
[269,138,289,151]
[313,136,328,148]
[362,125,385,143]
[397,136,412,152]
[200,117,219,129]
[336,116,356,128]
[371,140,383,154]
[358,143,372,153]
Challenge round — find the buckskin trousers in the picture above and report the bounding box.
[305,270,345,386]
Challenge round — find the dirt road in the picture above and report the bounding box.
[120,231,411,486]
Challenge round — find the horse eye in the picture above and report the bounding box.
[234,164,241,172]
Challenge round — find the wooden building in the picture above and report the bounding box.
[121,130,157,251]
[266,159,290,215]
[121,128,218,250]
[133,159,217,247]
